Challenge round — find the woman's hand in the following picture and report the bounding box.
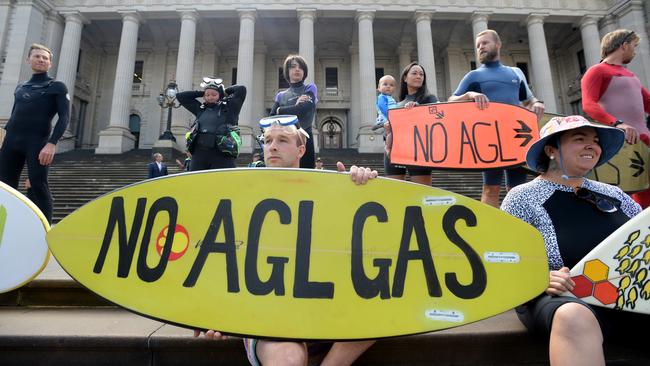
[546,267,575,296]
[403,101,418,109]
[384,121,393,155]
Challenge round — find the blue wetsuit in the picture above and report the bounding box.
[453,60,534,187]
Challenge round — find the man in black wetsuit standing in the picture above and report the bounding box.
[0,43,70,223]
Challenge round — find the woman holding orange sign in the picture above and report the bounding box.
[384,62,439,186]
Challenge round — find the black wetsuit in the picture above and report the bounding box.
[0,72,69,223]
[270,81,318,169]
[177,85,246,171]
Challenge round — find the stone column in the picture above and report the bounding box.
[397,41,413,75]
[0,0,11,59]
[471,12,490,62]
[356,10,376,129]
[526,14,557,113]
[414,11,437,95]
[297,8,316,85]
[44,11,64,75]
[579,15,601,68]
[615,0,650,86]
[55,12,88,153]
[95,11,140,154]
[349,44,360,147]
[236,9,255,131]
[445,47,465,95]
[170,10,198,144]
[0,0,48,122]
[599,15,618,39]
[253,42,267,126]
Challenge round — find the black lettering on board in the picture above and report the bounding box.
[93,197,147,278]
[293,201,335,299]
[183,199,240,292]
[442,205,487,299]
[136,197,178,283]
[351,202,392,299]
[245,199,289,296]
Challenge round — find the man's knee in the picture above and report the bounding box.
[257,341,307,366]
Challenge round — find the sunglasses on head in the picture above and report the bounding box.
[618,31,636,48]
[574,188,618,213]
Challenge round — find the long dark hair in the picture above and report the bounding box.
[398,61,429,103]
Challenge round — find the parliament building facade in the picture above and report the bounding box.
[0,0,648,153]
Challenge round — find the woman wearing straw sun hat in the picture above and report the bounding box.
[501,115,645,365]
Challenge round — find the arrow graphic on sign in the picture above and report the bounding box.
[630,151,646,177]
[514,120,533,147]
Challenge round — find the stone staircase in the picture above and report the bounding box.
[2,149,647,365]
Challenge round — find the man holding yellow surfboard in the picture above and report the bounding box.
[195,115,377,366]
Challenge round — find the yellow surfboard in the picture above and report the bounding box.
[47,169,548,340]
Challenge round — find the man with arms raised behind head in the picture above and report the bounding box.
[449,29,544,207]
[582,29,650,208]
[195,119,377,366]
[0,43,69,223]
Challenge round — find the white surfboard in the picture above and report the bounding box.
[0,181,50,293]
[567,208,650,314]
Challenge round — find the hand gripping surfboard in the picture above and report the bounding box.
[46,169,548,340]
[0,181,50,293]
[568,208,650,314]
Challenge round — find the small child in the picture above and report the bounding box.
[374,75,397,130]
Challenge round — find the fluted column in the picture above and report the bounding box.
[0,0,11,59]
[349,44,360,147]
[599,15,618,38]
[471,12,490,62]
[56,12,86,106]
[579,16,601,67]
[55,12,88,153]
[397,41,413,74]
[526,14,557,112]
[95,11,140,154]
[0,0,48,122]
[253,42,267,124]
[356,10,376,129]
[297,8,316,85]
[44,12,64,75]
[615,0,650,86]
[171,10,198,142]
[414,11,437,95]
[236,9,255,130]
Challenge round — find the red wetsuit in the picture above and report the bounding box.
[582,62,650,208]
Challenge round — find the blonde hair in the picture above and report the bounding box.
[476,29,501,44]
[601,29,640,59]
[378,75,396,88]
[28,43,53,59]
[263,125,307,147]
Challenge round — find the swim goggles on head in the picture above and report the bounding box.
[259,115,310,139]
[200,77,224,90]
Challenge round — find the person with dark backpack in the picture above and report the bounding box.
[176,77,246,171]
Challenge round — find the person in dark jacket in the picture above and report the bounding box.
[269,55,318,168]
[147,153,168,178]
[176,78,246,171]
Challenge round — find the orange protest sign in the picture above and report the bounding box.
[388,102,539,170]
